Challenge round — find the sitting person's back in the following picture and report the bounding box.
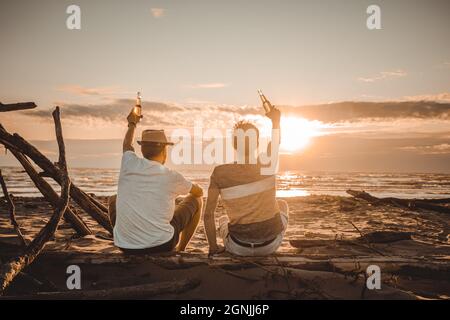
[108,109,203,254]
[114,151,193,249]
[210,163,283,244]
[203,108,289,256]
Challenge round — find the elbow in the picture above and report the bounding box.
[123,144,134,153]
[190,184,204,197]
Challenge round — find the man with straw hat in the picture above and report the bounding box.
[108,109,203,254]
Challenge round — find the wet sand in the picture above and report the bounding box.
[0,195,449,299]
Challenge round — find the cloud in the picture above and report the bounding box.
[185,83,229,89]
[57,85,124,96]
[151,8,165,18]
[216,105,260,115]
[21,99,254,129]
[21,98,450,130]
[24,99,181,125]
[403,92,450,103]
[280,101,450,123]
[399,143,450,155]
[358,70,407,83]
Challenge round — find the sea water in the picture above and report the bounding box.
[1,167,450,199]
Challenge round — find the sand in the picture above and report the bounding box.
[0,195,449,299]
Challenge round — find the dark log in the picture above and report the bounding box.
[415,198,450,204]
[0,170,28,246]
[0,124,113,233]
[10,149,92,236]
[289,231,413,249]
[360,231,412,243]
[1,240,448,280]
[289,239,386,257]
[15,272,57,292]
[0,107,71,295]
[289,239,336,248]
[346,189,450,214]
[0,278,200,300]
[0,102,36,113]
[86,193,109,213]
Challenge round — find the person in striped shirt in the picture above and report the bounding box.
[203,107,289,256]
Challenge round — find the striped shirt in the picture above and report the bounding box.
[209,163,283,243]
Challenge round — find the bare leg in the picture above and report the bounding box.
[177,196,202,251]
[108,195,117,227]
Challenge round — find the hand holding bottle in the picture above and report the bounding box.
[127,92,143,126]
[258,89,280,126]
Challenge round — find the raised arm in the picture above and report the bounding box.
[203,184,222,255]
[123,111,141,153]
[266,106,281,144]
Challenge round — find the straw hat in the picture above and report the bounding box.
[137,129,174,145]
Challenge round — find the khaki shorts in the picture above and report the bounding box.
[218,199,289,256]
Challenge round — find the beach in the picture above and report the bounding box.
[1,193,449,299]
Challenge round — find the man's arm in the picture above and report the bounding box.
[203,186,222,254]
[266,107,281,143]
[123,111,141,153]
[263,107,281,158]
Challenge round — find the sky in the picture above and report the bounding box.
[0,0,449,172]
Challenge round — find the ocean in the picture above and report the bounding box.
[1,166,450,199]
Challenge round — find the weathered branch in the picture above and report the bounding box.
[289,231,413,248]
[0,107,71,295]
[346,189,450,214]
[0,102,36,113]
[10,149,92,237]
[1,278,200,300]
[85,192,109,213]
[0,170,28,246]
[0,124,113,233]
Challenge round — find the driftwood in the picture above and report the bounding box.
[0,170,28,246]
[15,272,57,292]
[24,250,448,268]
[0,102,36,113]
[86,193,109,213]
[420,198,450,204]
[360,231,412,243]
[0,124,113,233]
[346,189,450,214]
[0,107,71,295]
[10,149,92,237]
[289,231,413,249]
[0,278,200,300]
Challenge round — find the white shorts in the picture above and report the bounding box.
[218,200,289,256]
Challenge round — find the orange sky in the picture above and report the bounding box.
[1,0,449,171]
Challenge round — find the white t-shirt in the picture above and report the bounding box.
[114,151,192,249]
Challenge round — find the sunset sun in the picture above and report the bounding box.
[251,115,325,153]
[279,116,323,152]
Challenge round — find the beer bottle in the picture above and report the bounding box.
[258,89,273,113]
[133,92,142,117]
